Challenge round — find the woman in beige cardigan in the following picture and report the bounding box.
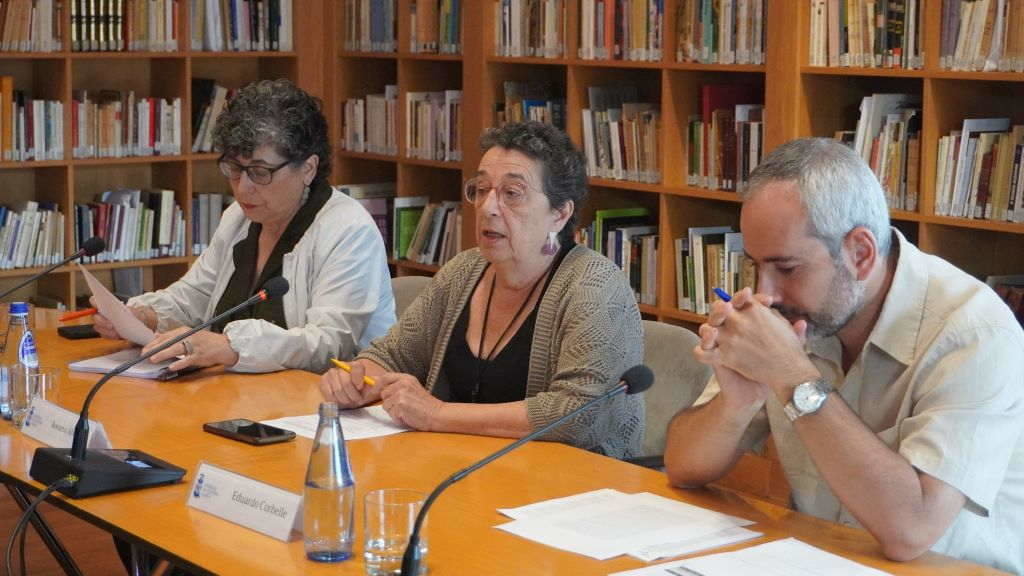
[320,122,644,458]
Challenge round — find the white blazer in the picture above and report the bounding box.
[130,190,396,373]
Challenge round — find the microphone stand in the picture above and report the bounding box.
[29,287,278,498]
[400,382,631,576]
[0,248,96,302]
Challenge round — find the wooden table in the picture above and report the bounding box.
[0,312,1004,575]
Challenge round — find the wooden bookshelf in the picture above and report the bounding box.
[0,0,327,308]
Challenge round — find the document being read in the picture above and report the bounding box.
[78,263,155,346]
[261,405,409,441]
[496,489,759,561]
[609,538,892,576]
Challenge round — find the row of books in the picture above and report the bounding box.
[0,202,64,270]
[578,0,664,61]
[675,226,755,314]
[494,80,566,129]
[71,91,183,159]
[75,188,186,262]
[405,90,462,162]
[343,0,397,53]
[342,85,398,156]
[581,85,661,184]
[988,274,1024,326]
[843,93,921,211]
[0,0,60,52]
[686,84,763,191]
[940,0,1024,72]
[191,0,294,52]
[935,119,1024,223]
[676,0,766,65]
[410,0,461,54]
[807,0,924,69]
[192,192,233,255]
[494,0,566,59]
[576,207,659,305]
[352,185,461,267]
[0,89,63,162]
[191,79,233,153]
[69,0,176,52]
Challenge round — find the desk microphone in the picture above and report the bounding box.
[0,236,106,301]
[400,364,654,576]
[29,277,290,498]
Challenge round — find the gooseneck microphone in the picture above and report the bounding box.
[400,365,654,576]
[29,277,290,498]
[0,236,106,301]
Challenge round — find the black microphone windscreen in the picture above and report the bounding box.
[621,365,654,394]
[82,236,106,256]
[261,277,290,300]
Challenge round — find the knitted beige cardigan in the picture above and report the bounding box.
[358,244,645,459]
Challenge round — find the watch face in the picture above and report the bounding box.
[793,381,826,412]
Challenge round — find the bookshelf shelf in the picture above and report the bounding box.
[0,52,67,60]
[71,156,188,167]
[638,303,660,316]
[571,59,665,70]
[339,51,398,60]
[588,177,668,195]
[669,187,745,204]
[188,51,297,59]
[927,70,1024,83]
[401,157,462,170]
[69,52,186,60]
[0,160,66,170]
[920,215,1024,236]
[389,259,441,274]
[487,56,571,66]
[400,52,462,62]
[800,66,928,78]
[189,153,222,162]
[72,257,195,273]
[657,307,707,324]
[666,62,766,73]
[338,150,399,163]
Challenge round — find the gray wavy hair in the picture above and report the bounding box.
[743,138,891,258]
[212,79,332,188]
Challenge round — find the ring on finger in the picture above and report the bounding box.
[182,339,194,357]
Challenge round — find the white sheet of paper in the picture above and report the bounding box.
[78,263,155,346]
[610,538,892,576]
[627,525,762,563]
[261,405,410,441]
[498,488,625,520]
[496,491,751,561]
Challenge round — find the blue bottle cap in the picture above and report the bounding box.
[9,302,29,315]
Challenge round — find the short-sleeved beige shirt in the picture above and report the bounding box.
[694,230,1024,574]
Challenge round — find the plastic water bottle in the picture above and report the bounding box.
[0,302,37,420]
[303,402,355,562]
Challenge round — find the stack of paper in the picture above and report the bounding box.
[610,538,892,576]
[496,489,760,562]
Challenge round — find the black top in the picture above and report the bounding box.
[209,181,331,334]
[441,245,571,404]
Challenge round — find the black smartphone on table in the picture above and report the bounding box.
[202,419,296,445]
[58,324,100,339]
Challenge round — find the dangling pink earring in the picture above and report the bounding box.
[541,231,559,255]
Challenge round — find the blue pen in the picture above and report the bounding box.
[712,287,732,302]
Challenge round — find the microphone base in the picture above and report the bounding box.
[29,448,186,499]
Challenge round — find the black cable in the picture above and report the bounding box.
[16,525,25,576]
[4,476,76,576]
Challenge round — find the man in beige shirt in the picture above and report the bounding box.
[665,138,1024,573]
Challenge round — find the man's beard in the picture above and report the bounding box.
[772,263,864,340]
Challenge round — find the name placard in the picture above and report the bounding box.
[20,398,111,449]
[187,461,303,542]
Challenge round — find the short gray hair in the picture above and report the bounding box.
[743,138,891,257]
[213,79,331,188]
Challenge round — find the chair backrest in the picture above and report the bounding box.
[640,320,712,458]
[391,275,432,319]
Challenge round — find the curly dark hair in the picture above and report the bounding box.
[212,79,332,188]
[479,122,587,246]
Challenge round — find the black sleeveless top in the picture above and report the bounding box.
[209,181,331,334]
[441,245,571,404]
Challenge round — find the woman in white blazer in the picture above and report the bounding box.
[92,79,395,374]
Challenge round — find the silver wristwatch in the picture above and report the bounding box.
[783,378,833,422]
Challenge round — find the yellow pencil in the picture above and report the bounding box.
[330,358,376,387]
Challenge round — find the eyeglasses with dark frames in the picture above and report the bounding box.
[463,176,533,209]
[218,155,294,185]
